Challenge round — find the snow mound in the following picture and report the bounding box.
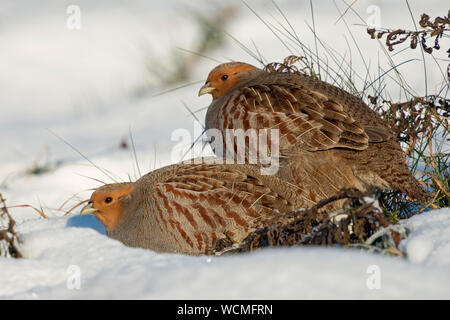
[400,208,450,267]
[0,208,448,299]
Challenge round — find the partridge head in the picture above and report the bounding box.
[198,62,261,100]
[81,183,133,232]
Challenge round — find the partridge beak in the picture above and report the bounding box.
[80,202,98,216]
[198,82,216,96]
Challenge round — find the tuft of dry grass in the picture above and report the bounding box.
[364,8,449,216]
[373,95,449,213]
[0,193,23,258]
[217,188,405,256]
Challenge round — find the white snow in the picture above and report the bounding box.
[0,0,448,299]
[0,208,449,299]
[400,208,450,267]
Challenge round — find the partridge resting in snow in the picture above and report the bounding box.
[198,61,430,204]
[81,160,308,255]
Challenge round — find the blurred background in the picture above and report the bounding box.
[0,0,447,221]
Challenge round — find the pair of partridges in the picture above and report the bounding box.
[81,61,430,255]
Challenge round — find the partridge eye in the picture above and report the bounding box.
[105,197,113,204]
[221,74,228,81]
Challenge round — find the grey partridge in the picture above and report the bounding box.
[81,160,309,255]
[199,61,431,205]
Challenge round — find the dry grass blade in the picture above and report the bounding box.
[74,174,107,186]
[334,0,359,25]
[47,128,122,183]
[129,127,142,179]
[152,80,205,98]
[64,199,89,216]
[7,204,49,219]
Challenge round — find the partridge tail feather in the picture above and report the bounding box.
[349,141,432,206]
[392,173,432,205]
[375,145,432,205]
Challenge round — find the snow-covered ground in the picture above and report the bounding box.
[0,207,448,299]
[0,0,448,299]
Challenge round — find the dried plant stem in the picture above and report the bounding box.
[0,193,23,258]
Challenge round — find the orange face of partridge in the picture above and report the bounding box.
[198,62,256,100]
[80,183,134,232]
